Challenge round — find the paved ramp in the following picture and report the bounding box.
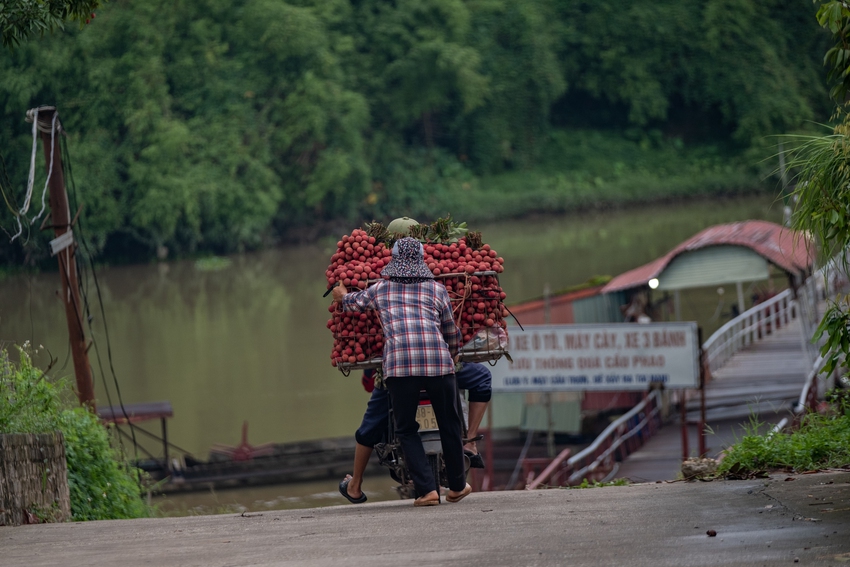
[616,303,815,483]
[5,472,850,567]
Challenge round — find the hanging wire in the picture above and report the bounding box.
[506,428,536,489]
[30,112,58,226]
[0,155,23,242]
[59,133,141,464]
[9,108,58,242]
[0,155,27,242]
[0,154,20,215]
[22,108,40,211]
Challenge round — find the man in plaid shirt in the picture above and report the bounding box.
[340,273,460,378]
[333,237,471,507]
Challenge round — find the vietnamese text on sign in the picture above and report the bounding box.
[490,322,699,392]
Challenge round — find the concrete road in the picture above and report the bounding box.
[3,472,849,567]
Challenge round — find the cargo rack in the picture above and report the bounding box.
[333,271,509,375]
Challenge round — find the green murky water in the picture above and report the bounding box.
[0,194,784,510]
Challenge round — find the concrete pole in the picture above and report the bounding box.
[544,283,555,458]
[680,391,689,461]
[484,406,494,491]
[31,107,95,409]
[778,141,788,192]
[736,281,745,315]
[697,328,707,457]
[673,290,681,321]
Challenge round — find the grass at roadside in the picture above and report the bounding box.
[568,478,630,489]
[717,407,850,477]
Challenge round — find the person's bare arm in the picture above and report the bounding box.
[331,282,349,304]
[438,288,462,357]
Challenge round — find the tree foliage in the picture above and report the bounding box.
[817,0,850,103]
[0,0,829,264]
[788,2,850,381]
[0,0,103,48]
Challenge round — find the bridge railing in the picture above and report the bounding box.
[525,389,662,489]
[770,353,836,436]
[794,354,829,415]
[702,252,849,376]
[527,285,802,489]
[702,290,796,374]
[525,259,847,489]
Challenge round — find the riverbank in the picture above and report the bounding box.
[6,471,849,567]
[0,130,774,270]
[268,135,774,248]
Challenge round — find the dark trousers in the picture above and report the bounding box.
[386,374,466,496]
[355,362,492,447]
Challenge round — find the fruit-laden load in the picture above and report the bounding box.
[325,216,508,371]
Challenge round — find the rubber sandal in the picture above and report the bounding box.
[446,483,472,503]
[339,477,367,504]
[413,496,440,507]
[464,450,485,469]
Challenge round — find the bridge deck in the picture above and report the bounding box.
[614,318,810,483]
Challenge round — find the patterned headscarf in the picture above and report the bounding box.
[381,237,434,280]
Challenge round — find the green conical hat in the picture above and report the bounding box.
[387,216,419,236]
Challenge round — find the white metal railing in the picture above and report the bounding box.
[565,394,661,485]
[770,353,832,436]
[731,254,850,436]
[557,389,660,486]
[794,354,827,414]
[702,289,796,373]
[702,253,848,374]
[525,257,848,487]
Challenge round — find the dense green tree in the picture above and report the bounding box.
[343,0,488,139]
[0,0,832,264]
[462,0,566,170]
[555,0,822,144]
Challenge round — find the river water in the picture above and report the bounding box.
[0,194,784,511]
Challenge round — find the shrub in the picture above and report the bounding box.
[0,345,148,520]
[59,408,148,521]
[0,344,66,434]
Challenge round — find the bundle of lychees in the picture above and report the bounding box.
[325,218,507,368]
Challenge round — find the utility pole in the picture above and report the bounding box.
[27,106,95,409]
[543,283,555,458]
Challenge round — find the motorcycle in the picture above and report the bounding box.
[374,388,475,500]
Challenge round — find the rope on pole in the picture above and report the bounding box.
[31,112,59,226]
[9,107,61,242]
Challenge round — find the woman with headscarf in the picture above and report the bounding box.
[332,237,471,506]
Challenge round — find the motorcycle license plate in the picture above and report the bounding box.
[416,405,438,431]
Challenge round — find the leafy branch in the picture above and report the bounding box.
[787,2,850,383]
[1,0,104,49]
[817,1,850,104]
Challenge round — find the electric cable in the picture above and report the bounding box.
[57,325,72,375]
[0,154,21,216]
[60,134,141,464]
[506,427,536,489]
[29,112,57,225]
[9,108,57,243]
[61,137,124,416]
[27,273,35,351]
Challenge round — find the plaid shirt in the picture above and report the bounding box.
[342,280,461,377]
